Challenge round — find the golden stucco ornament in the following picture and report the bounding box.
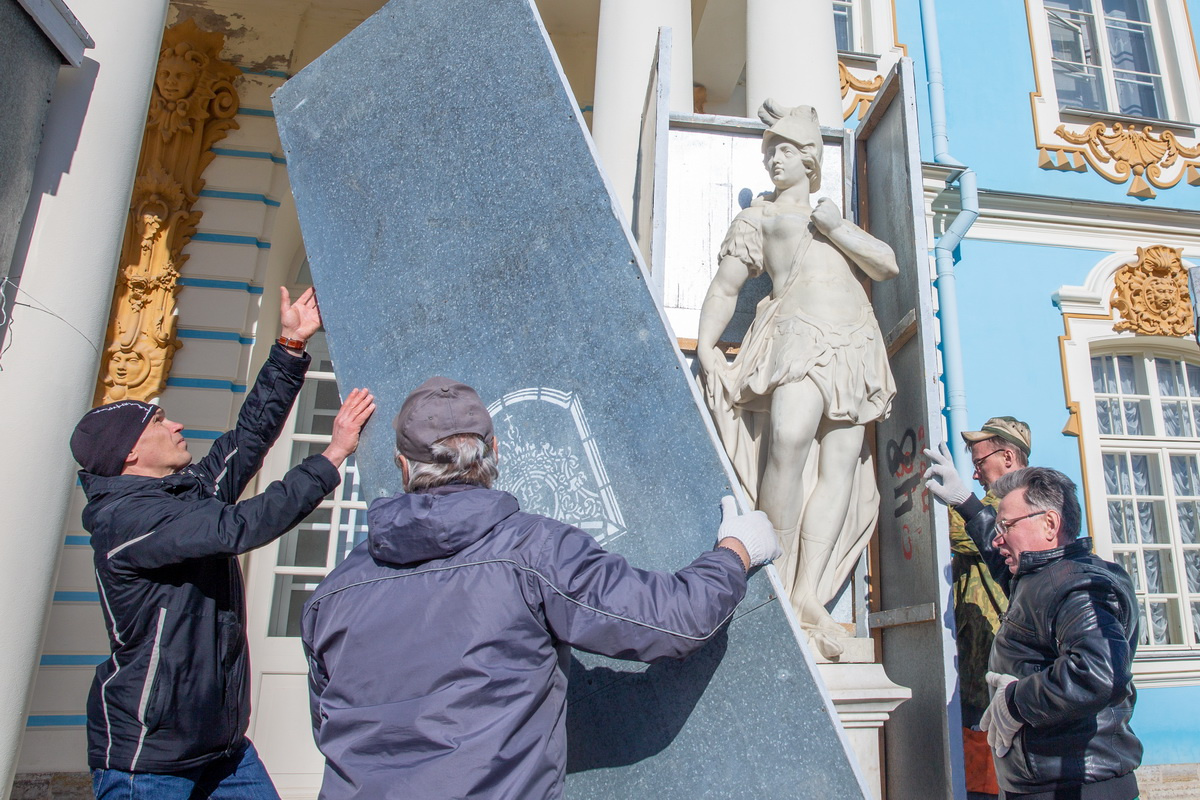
[1111,245,1195,337]
[1053,122,1200,199]
[95,18,240,405]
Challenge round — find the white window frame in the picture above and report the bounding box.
[1028,0,1200,127]
[1057,252,1200,687]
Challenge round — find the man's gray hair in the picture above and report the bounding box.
[403,433,498,492]
[990,467,1081,541]
[980,436,1029,468]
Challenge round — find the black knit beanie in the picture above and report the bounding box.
[70,400,158,477]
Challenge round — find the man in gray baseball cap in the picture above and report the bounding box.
[923,416,1032,800]
[302,375,780,800]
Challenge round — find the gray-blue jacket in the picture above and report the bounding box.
[301,483,747,799]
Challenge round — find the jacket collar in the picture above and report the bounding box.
[1014,536,1093,576]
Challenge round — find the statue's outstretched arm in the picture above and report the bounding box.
[697,254,750,374]
[811,197,899,282]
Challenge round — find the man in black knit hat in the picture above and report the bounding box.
[71,288,375,800]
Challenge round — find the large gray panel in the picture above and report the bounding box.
[0,0,60,284]
[856,60,964,799]
[273,0,866,795]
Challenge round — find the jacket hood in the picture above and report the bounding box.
[367,484,519,565]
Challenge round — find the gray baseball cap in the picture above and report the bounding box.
[393,376,493,463]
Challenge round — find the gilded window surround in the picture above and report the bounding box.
[1024,0,1200,198]
[94,18,240,405]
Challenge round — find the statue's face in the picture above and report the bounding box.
[1147,277,1178,312]
[156,56,198,101]
[764,136,820,192]
[110,349,146,384]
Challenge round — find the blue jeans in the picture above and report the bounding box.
[91,740,281,799]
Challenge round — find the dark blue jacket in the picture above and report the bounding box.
[302,483,747,800]
[80,345,341,772]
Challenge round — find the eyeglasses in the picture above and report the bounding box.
[972,449,1005,471]
[994,510,1048,537]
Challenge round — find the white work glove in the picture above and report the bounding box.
[922,442,973,506]
[980,672,1022,757]
[718,496,781,567]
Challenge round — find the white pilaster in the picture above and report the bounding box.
[745,0,842,123]
[818,659,912,800]
[592,0,693,218]
[0,0,169,793]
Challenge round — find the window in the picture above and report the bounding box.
[265,331,367,637]
[1045,0,1165,118]
[833,0,855,52]
[1093,353,1200,647]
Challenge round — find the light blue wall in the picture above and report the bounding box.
[950,240,1105,507]
[893,0,1200,211]
[1133,685,1200,765]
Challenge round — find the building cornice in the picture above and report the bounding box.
[923,163,1200,252]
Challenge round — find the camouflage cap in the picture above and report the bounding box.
[961,416,1031,456]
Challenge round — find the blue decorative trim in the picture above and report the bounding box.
[167,378,248,393]
[177,328,255,345]
[182,429,224,440]
[65,535,91,546]
[198,189,282,207]
[238,66,291,79]
[190,232,271,250]
[27,715,88,727]
[176,277,264,295]
[40,654,106,666]
[210,147,286,165]
[54,591,99,603]
[239,107,275,118]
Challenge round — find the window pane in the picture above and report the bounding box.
[1103,0,1151,24]
[1130,454,1158,493]
[1092,355,1114,392]
[289,440,327,468]
[1138,501,1168,543]
[1162,401,1192,437]
[1115,74,1163,118]
[1053,62,1107,110]
[1123,400,1146,435]
[1149,600,1181,645]
[1180,503,1200,544]
[1115,551,1142,590]
[1107,22,1159,74]
[1186,364,1200,397]
[1049,11,1098,64]
[1158,358,1185,396]
[276,508,331,567]
[1171,455,1200,495]
[1184,551,1200,593]
[1143,549,1175,591]
[833,2,852,51]
[1048,0,1092,12]
[268,574,322,637]
[1118,355,1139,393]
[1103,453,1126,494]
[1192,601,1200,645]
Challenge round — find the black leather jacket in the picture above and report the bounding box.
[959,497,1142,800]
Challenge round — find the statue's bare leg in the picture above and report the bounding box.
[758,380,824,594]
[794,420,866,648]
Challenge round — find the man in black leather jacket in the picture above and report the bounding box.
[976,467,1142,800]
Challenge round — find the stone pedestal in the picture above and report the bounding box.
[815,639,912,800]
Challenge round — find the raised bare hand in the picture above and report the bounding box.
[280,286,322,344]
[322,388,376,468]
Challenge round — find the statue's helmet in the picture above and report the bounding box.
[759,100,823,192]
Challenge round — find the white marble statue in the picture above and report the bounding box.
[696,101,898,658]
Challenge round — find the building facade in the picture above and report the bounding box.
[3,0,1200,797]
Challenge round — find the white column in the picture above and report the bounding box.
[592,0,693,219]
[0,0,168,792]
[745,0,842,124]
